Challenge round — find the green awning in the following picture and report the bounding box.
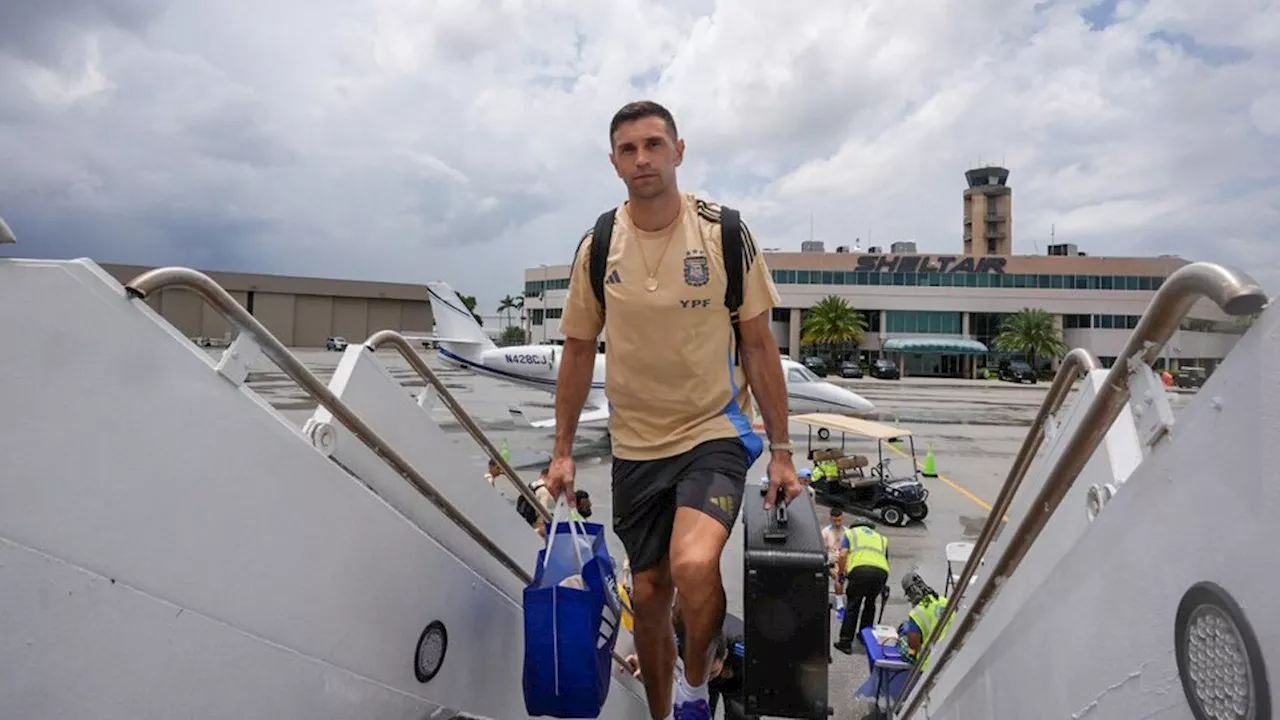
[882,337,989,355]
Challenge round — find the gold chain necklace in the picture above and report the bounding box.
[636,232,676,292]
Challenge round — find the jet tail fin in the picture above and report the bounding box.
[425,281,498,361]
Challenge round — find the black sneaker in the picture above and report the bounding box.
[833,641,854,655]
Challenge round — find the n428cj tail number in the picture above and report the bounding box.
[505,353,550,366]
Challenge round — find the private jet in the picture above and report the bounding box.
[419,282,875,430]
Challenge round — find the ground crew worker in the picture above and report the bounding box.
[524,468,555,538]
[820,508,854,617]
[536,488,593,538]
[533,467,555,515]
[573,489,593,519]
[897,571,952,671]
[833,519,890,654]
[483,458,504,486]
[672,600,750,720]
[810,456,840,484]
[703,615,748,720]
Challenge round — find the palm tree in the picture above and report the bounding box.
[993,308,1066,369]
[497,295,518,327]
[801,295,867,356]
[513,295,526,342]
[458,294,483,326]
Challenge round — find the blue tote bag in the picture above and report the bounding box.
[523,497,622,718]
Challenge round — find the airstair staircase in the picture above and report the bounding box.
[891,262,1276,719]
[4,254,1276,720]
[0,259,650,719]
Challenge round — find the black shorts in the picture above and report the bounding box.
[612,438,751,573]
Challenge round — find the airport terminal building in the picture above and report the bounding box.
[521,167,1247,378]
[100,263,434,348]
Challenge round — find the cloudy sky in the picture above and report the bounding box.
[2,0,1277,312]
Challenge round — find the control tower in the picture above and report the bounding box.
[963,166,1012,256]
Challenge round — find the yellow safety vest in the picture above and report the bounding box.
[907,596,952,670]
[813,460,839,481]
[845,526,890,574]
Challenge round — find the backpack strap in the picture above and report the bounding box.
[719,206,745,365]
[720,206,744,316]
[588,209,617,311]
[587,204,744,341]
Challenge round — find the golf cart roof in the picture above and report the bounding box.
[791,413,911,440]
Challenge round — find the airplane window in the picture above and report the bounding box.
[788,368,817,383]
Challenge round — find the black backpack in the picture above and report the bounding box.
[585,204,748,362]
[516,479,546,525]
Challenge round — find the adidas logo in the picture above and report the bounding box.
[605,269,622,285]
[597,605,618,649]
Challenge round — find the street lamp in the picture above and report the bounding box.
[0,215,16,244]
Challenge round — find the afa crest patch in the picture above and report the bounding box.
[683,255,710,286]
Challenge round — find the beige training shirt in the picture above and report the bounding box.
[559,194,781,461]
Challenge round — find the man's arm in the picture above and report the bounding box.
[733,219,787,448]
[738,313,788,447]
[552,234,605,459]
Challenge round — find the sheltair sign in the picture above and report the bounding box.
[853,255,1008,274]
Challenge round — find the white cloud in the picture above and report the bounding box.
[1,0,1277,314]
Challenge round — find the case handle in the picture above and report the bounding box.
[760,478,790,542]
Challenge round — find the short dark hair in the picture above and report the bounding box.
[830,507,843,517]
[609,101,678,147]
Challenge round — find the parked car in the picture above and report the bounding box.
[326,336,348,351]
[869,359,900,380]
[803,356,829,377]
[1174,366,1207,389]
[998,360,1037,384]
[839,361,863,379]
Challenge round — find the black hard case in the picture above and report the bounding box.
[741,484,832,719]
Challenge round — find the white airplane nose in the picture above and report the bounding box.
[833,386,875,414]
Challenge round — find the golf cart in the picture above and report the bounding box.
[792,413,930,527]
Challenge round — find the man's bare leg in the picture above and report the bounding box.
[630,557,676,719]
[669,506,732,688]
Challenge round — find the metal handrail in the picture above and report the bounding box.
[895,261,1268,717]
[125,268,534,577]
[888,347,1098,708]
[363,330,553,524]
[1000,347,1101,517]
[125,267,638,675]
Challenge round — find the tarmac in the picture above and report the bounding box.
[232,346,1192,720]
